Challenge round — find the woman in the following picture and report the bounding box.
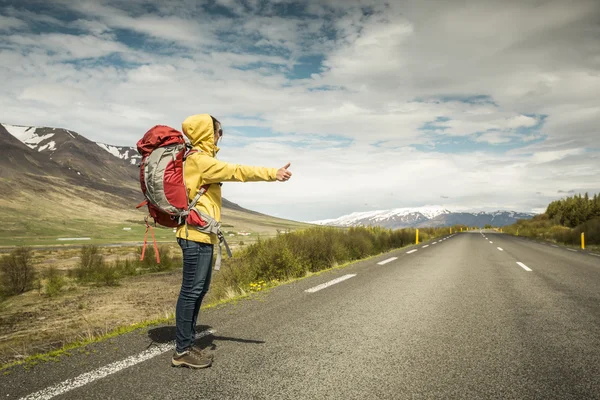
[172,114,292,369]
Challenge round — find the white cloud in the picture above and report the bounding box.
[475,131,513,145]
[507,115,537,129]
[6,33,130,59]
[62,1,217,46]
[18,83,87,107]
[0,15,27,31]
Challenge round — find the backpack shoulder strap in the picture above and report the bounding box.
[189,184,210,209]
[182,146,210,209]
[183,146,198,160]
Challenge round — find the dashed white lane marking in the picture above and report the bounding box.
[377,257,398,265]
[516,262,532,272]
[497,247,504,251]
[19,330,215,400]
[489,241,493,244]
[422,245,429,248]
[567,249,577,252]
[432,242,438,245]
[406,249,418,254]
[305,274,356,293]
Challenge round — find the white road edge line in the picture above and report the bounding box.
[497,247,504,251]
[377,257,398,266]
[567,249,577,252]
[591,253,600,257]
[516,262,532,272]
[422,245,429,248]
[406,249,418,254]
[551,245,559,248]
[305,274,357,293]
[19,330,216,400]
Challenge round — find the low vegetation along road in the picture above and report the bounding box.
[2,232,599,399]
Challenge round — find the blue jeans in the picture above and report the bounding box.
[175,238,214,353]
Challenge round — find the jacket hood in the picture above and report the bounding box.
[181,114,220,156]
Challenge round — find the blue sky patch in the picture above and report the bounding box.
[419,116,451,132]
[289,54,325,79]
[412,134,545,154]
[225,124,353,148]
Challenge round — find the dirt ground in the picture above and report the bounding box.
[0,247,218,364]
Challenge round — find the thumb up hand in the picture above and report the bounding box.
[276,163,292,182]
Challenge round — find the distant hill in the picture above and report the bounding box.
[312,206,535,229]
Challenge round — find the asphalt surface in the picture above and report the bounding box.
[2,231,599,400]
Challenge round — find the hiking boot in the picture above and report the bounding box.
[191,345,214,360]
[171,349,212,369]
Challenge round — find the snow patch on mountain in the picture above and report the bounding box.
[96,143,140,164]
[38,141,56,152]
[4,124,57,151]
[3,124,36,142]
[96,143,122,158]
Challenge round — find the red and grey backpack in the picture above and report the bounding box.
[135,125,230,268]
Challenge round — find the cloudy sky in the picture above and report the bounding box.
[1,0,599,221]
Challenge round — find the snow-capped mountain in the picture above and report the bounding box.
[314,207,452,229]
[313,207,535,228]
[2,124,140,165]
[1,123,139,183]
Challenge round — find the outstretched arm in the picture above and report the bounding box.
[193,155,292,184]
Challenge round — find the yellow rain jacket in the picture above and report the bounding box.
[176,114,278,244]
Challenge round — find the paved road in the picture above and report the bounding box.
[2,232,599,399]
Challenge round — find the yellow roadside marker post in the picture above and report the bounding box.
[416,229,419,245]
[582,232,585,249]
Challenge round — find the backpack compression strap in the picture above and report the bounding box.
[140,216,160,263]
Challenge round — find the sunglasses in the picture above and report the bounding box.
[216,128,223,137]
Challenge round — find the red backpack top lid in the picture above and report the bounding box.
[137,125,185,157]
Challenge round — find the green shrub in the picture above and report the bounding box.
[96,265,120,286]
[44,267,66,297]
[575,218,600,245]
[0,247,36,296]
[505,212,599,247]
[71,246,121,286]
[210,225,448,301]
[74,246,104,282]
[114,258,138,277]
